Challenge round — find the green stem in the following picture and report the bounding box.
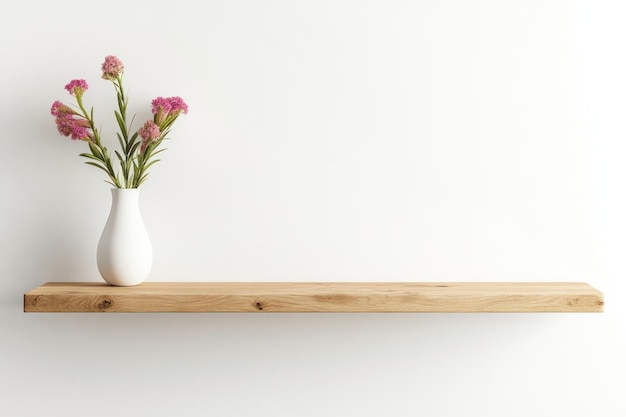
[75,95,121,188]
[112,76,140,188]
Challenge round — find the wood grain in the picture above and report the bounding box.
[23,282,604,313]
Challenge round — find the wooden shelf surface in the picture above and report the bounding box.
[24,282,604,313]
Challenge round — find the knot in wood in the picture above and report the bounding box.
[97,298,112,310]
[254,300,264,311]
[30,295,41,306]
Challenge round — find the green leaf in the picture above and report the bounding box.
[87,142,104,160]
[114,111,128,141]
[137,173,149,187]
[116,133,125,151]
[114,110,124,126]
[142,159,161,171]
[129,142,141,156]
[84,161,110,174]
[128,131,139,145]
[79,153,103,162]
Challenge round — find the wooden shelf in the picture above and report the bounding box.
[23,282,604,313]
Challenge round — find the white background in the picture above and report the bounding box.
[1,1,625,415]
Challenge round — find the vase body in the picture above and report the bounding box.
[97,188,152,286]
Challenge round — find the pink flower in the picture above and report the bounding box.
[151,97,173,115]
[138,120,161,152]
[151,96,188,125]
[50,101,78,117]
[101,55,124,80]
[55,115,74,137]
[54,114,92,141]
[70,124,91,141]
[64,79,88,97]
[138,120,160,141]
[167,96,188,115]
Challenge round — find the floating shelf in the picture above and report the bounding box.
[23,282,604,313]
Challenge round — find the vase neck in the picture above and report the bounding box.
[110,188,141,210]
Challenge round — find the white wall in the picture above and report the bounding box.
[2,0,625,415]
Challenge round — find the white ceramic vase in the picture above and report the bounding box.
[97,188,152,286]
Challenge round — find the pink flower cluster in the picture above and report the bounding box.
[138,120,160,152]
[51,100,92,141]
[64,79,88,97]
[101,55,124,80]
[152,96,189,125]
[151,96,189,115]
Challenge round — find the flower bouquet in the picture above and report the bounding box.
[50,55,188,188]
